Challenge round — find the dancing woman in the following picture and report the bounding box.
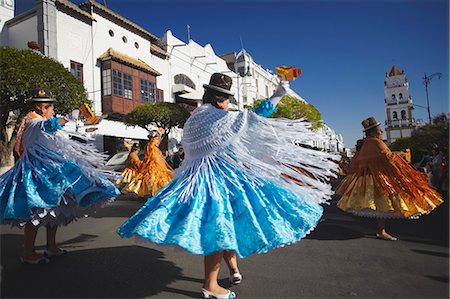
[0,89,119,264]
[116,143,142,185]
[336,117,443,240]
[118,73,338,298]
[122,132,173,197]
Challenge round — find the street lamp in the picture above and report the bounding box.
[423,72,442,124]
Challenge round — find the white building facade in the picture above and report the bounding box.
[384,65,416,145]
[2,0,345,154]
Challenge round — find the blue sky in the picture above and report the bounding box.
[17,0,449,148]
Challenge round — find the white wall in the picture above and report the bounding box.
[5,15,37,49]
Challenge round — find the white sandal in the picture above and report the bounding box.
[201,288,236,299]
[229,272,242,285]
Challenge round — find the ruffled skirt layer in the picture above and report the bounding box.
[336,162,443,218]
[122,170,173,197]
[116,168,137,185]
[0,154,119,227]
[118,157,323,258]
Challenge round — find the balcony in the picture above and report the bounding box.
[385,119,416,128]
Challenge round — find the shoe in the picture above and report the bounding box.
[20,256,50,265]
[201,288,236,299]
[229,272,242,285]
[376,233,397,241]
[43,249,68,258]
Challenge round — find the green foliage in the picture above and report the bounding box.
[0,47,88,166]
[124,102,190,133]
[389,114,449,163]
[0,47,88,119]
[253,96,323,130]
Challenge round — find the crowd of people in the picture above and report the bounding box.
[0,74,445,299]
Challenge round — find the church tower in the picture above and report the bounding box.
[384,65,416,145]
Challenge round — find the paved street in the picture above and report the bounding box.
[1,194,448,298]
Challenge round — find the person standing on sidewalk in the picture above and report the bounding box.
[0,89,119,264]
[336,117,443,241]
[118,73,338,299]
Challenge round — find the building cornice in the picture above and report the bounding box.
[80,0,159,43]
[57,0,93,20]
[5,8,37,27]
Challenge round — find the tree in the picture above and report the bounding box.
[253,95,323,130]
[124,102,190,135]
[389,113,449,163]
[0,47,88,168]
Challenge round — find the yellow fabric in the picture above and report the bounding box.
[116,151,142,184]
[336,137,443,218]
[122,142,173,197]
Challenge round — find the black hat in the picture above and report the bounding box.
[203,73,235,97]
[28,89,56,103]
[362,116,380,132]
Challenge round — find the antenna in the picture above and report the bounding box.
[103,0,107,6]
[239,34,244,50]
[187,25,191,42]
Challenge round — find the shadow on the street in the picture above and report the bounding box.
[425,275,449,284]
[313,194,450,246]
[308,221,365,240]
[90,197,145,219]
[0,234,186,298]
[411,249,449,258]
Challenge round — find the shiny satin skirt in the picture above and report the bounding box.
[117,157,323,258]
[336,172,442,218]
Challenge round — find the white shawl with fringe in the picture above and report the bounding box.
[179,104,339,205]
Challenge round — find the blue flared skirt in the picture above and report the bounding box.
[0,151,119,227]
[118,156,323,258]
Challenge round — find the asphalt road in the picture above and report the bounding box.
[1,194,448,298]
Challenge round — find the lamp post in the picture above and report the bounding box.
[423,72,442,124]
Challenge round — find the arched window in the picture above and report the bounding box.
[401,110,406,120]
[399,93,403,99]
[393,111,398,120]
[391,94,396,101]
[174,74,196,89]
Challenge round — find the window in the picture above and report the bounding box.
[393,111,398,120]
[134,42,139,49]
[399,93,403,99]
[123,73,133,99]
[102,69,111,95]
[156,89,164,102]
[401,110,406,120]
[122,36,128,43]
[391,94,396,100]
[112,70,133,99]
[70,60,83,81]
[140,79,156,103]
[108,29,114,37]
[265,85,269,97]
[113,70,123,96]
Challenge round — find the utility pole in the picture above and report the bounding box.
[423,72,442,124]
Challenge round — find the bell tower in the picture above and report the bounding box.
[384,65,416,145]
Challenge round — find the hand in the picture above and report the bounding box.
[269,81,289,106]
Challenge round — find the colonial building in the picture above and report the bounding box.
[384,65,416,145]
[0,0,237,154]
[2,0,345,154]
